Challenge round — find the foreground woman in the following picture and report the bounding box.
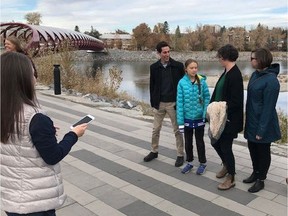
[1,52,88,216]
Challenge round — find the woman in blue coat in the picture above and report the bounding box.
[176,59,210,175]
[243,48,281,193]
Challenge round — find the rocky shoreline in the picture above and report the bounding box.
[75,49,288,62]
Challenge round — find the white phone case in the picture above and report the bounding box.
[70,114,95,129]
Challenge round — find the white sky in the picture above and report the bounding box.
[1,0,287,34]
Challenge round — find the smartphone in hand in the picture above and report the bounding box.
[70,114,95,129]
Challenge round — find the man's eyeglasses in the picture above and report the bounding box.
[251,57,257,61]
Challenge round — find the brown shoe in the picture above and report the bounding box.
[216,165,228,178]
[218,174,235,190]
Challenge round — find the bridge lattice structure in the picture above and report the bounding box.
[0,22,105,55]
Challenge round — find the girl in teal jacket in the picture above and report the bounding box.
[176,59,210,175]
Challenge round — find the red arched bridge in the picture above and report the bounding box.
[0,22,105,55]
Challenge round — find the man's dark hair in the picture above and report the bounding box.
[217,44,239,62]
[156,41,170,53]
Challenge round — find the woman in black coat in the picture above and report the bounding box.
[210,44,244,190]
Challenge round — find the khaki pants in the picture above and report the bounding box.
[151,102,184,156]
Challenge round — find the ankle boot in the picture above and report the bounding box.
[248,179,264,193]
[216,164,228,178]
[218,174,235,190]
[243,172,257,184]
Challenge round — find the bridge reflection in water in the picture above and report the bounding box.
[0,22,105,56]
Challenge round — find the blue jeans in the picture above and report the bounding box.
[6,209,56,216]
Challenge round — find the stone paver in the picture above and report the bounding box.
[1,91,287,216]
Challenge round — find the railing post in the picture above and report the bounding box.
[53,64,61,95]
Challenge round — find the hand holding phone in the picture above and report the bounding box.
[72,124,88,137]
[70,114,95,129]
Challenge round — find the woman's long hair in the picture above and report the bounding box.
[1,52,38,143]
[4,36,38,78]
[5,36,26,54]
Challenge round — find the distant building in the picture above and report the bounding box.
[203,24,221,34]
[214,25,221,33]
[100,33,133,50]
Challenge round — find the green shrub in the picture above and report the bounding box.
[33,47,125,99]
[277,108,287,144]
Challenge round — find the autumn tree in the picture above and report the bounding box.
[184,27,199,51]
[130,22,286,51]
[114,34,122,49]
[115,39,122,49]
[175,26,181,38]
[204,35,217,51]
[248,23,269,50]
[153,23,164,34]
[153,21,169,34]
[24,12,42,25]
[84,26,101,39]
[281,29,287,51]
[228,27,246,51]
[201,25,218,51]
[132,23,151,50]
[267,27,286,51]
[196,25,206,51]
[220,30,231,46]
[172,25,185,51]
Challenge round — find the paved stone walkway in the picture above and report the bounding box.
[1,91,287,216]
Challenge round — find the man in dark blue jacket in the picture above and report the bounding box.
[144,41,185,167]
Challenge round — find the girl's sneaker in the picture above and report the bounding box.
[181,163,193,174]
[196,164,207,175]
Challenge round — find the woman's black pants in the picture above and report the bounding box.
[248,140,271,180]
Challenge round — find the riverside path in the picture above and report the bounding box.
[2,89,287,216]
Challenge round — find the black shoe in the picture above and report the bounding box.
[144,152,158,162]
[243,173,257,184]
[175,156,184,167]
[248,179,264,193]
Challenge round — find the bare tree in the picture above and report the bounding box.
[248,23,270,50]
[24,12,42,25]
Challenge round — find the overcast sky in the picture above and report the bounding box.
[1,0,287,34]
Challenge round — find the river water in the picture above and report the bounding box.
[86,60,287,113]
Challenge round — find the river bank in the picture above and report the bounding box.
[80,49,288,62]
[75,49,288,91]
